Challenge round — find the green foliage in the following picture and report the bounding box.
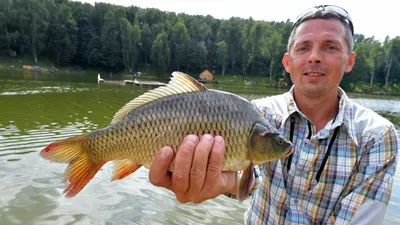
[216,41,227,75]
[101,10,122,70]
[0,0,399,92]
[151,32,170,71]
[171,21,188,70]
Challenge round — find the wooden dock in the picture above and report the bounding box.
[125,78,166,87]
[98,74,166,87]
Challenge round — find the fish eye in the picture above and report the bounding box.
[275,135,284,144]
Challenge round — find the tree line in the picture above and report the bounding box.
[0,0,399,92]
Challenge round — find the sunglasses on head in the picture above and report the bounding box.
[291,5,354,36]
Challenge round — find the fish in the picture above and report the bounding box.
[40,71,293,202]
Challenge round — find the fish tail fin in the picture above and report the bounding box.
[40,134,105,198]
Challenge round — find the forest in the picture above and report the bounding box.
[0,0,399,93]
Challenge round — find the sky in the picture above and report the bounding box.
[75,0,398,42]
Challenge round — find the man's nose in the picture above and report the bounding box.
[308,48,321,63]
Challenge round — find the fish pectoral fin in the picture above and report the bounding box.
[111,159,142,181]
[237,163,254,203]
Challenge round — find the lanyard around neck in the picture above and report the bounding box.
[286,116,340,182]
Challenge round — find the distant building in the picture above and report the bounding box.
[199,69,213,81]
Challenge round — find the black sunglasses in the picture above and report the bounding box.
[291,5,354,36]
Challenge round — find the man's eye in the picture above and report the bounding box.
[326,45,338,51]
[296,47,308,52]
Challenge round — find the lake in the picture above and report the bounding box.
[0,69,399,225]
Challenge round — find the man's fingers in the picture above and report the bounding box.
[202,136,226,195]
[170,135,198,194]
[149,146,174,189]
[150,135,229,204]
[187,134,214,197]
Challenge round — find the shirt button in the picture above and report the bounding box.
[294,199,299,204]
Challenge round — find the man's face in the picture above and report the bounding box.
[282,18,356,98]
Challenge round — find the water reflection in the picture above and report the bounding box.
[0,70,399,225]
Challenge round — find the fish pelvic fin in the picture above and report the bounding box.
[110,71,207,124]
[40,134,105,198]
[237,163,254,203]
[111,159,142,181]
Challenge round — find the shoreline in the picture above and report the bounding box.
[0,58,399,97]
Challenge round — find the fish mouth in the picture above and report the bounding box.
[283,146,294,158]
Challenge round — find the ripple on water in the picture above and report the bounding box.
[0,86,90,96]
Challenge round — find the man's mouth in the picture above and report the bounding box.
[303,72,325,77]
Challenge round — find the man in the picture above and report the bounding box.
[148,5,399,224]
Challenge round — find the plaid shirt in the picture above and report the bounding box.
[244,87,398,225]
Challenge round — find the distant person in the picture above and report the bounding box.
[149,5,399,224]
[133,72,141,81]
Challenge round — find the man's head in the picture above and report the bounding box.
[288,5,354,53]
[282,5,356,98]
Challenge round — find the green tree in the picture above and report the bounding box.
[216,41,228,75]
[17,0,50,64]
[383,37,400,89]
[87,35,105,67]
[140,23,154,69]
[151,32,170,71]
[0,0,11,51]
[120,18,131,71]
[129,23,141,71]
[101,10,122,70]
[70,1,95,66]
[171,20,188,70]
[218,18,244,74]
[46,1,78,65]
[248,22,262,75]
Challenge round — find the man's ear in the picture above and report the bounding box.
[282,53,291,73]
[345,52,356,72]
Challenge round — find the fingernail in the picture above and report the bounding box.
[215,136,224,144]
[185,135,198,144]
[202,134,213,142]
[160,147,171,158]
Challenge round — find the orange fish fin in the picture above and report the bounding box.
[237,163,254,203]
[40,134,105,198]
[110,71,207,124]
[40,134,88,163]
[111,159,142,181]
[63,158,105,198]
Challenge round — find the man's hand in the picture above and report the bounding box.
[149,134,238,204]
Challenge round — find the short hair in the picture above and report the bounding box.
[287,11,354,54]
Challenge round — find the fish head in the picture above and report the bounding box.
[249,120,294,164]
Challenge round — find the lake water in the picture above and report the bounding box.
[0,69,399,225]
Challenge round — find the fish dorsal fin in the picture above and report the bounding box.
[110,71,207,124]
